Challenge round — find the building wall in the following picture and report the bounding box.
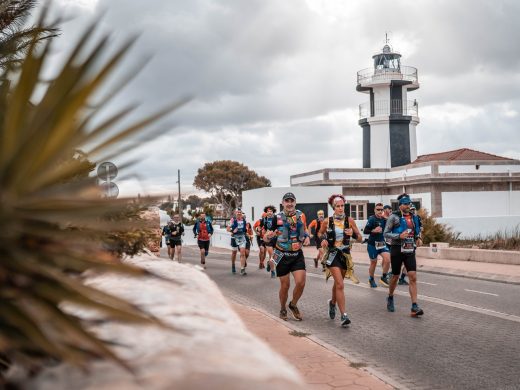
[369,120,390,168]
[438,216,520,239]
[442,191,520,217]
[438,164,520,174]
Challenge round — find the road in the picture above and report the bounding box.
[162,246,520,390]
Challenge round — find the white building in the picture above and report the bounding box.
[242,42,520,238]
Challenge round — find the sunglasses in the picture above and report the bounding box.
[375,208,383,211]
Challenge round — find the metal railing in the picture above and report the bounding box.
[359,99,418,119]
[357,65,418,85]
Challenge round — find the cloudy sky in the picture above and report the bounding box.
[47,0,520,197]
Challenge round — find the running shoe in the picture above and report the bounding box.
[313,257,318,268]
[398,277,409,286]
[368,277,378,288]
[288,302,303,321]
[231,265,236,274]
[387,296,395,312]
[328,299,336,319]
[270,270,276,278]
[240,268,247,276]
[279,308,288,321]
[340,313,351,327]
[380,275,389,287]
[411,304,424,317]
[266,262,271,272]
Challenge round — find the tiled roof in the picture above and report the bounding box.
[413,148,514,163]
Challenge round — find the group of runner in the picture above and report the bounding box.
[245,191,424,327]
[162,190,424,327]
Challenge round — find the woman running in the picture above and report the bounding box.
[318,194,362,327]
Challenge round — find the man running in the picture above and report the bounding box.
[230,209,249,275]
[261,205,278,278]
[193,212,213,269]
[266,193,310,321]
[162,220,174,259]
[227,210,239,274]
[253,216,266,269]
[168,214,184,262]
[383,204,408,285]
[307,210,325,268]
[363,203,390,287]
[383,194,424,317]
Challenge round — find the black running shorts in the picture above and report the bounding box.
[256,236,265,247]
[169,238,182,247]
[390,245,417,275]
[275,249,306,277]
[197,240,210,252]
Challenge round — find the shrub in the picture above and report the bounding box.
[417,208,459,245]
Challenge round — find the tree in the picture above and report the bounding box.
[184,194,205,210]
[0,0,58,71]
[193,160,271,216]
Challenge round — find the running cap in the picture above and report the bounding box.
[383,205,392,210]
[282,192,296,201]
[399,196,412,205]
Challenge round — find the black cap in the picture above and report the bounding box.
[282,192,296,201]
[383,205,392,210]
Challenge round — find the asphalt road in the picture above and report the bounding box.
[162,246,520,390]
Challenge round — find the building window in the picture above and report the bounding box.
[350,203,366,220]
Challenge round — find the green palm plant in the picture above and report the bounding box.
[0,7,188,381]
[0,0,58,70]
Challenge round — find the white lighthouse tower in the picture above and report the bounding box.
[357,39,420,168]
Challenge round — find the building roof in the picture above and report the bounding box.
[412,148,514,164]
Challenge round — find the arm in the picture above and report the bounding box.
[318,218,329,248]
[349,218,363,243]
[363,217,374,235]
[383,215,400,240]
[308,220,317,237]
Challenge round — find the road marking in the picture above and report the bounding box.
[464,289,499,297]
[418,281,437,286]
[306,273,520,324]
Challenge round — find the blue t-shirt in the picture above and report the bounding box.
[364,216,386,246]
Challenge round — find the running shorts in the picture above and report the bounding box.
[275,249,306,277]
[390,245,416,275]
[367,244,389,260]
[169,238,182,247]
[197,239,210,252]
[230,236,238,250]
[256,236,265,247]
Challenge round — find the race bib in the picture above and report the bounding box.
[401,237,415,253]
[272,249,284,265]
[375,241,386,250]
[326,251,335,266]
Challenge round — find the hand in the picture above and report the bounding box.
[208,234,212,238]
[345,228,353,236]
[303,237,310,246]
[416,238,423,247]
[372,226,382,233]
[309,234,314,239]
[399,231,408,239]
[321,239,328,248]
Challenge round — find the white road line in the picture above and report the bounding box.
[306,273,520,324]
[464,289,499,297]
[418,281,437,286]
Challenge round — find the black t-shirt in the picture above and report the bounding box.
[169,223,184,240]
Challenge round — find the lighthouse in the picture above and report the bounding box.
[357,40,420,168]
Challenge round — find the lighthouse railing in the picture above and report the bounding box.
[357,65,418,85]
[359,99,418,119]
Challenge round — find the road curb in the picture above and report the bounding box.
[230,298,407,390]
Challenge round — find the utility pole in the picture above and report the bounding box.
[177,169,182,215]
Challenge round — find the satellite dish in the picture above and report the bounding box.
[97,162,118,181]
[100,182,119,198]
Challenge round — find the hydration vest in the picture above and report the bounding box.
[262,215,277,232]
[326,216,352,250]
[275,210,306,246]
[390,211,421,238]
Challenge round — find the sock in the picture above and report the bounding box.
[369,276,374,280]
[388,295,394,300]
[412,302,418,308]
[382,273,387,278]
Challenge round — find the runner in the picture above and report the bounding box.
[363,203,390,287]
[383,194,424,317]
[267,192,310,321]
[261,205,278,278]
[245,220,254,264]
[168,214,184,262]
[383,204,408,285]
[226,210,239,274]
[162,220,174,259]
[193,212,213,269]
[318,194,362,327]
[307,210,326,268]
[230,209,249,275]
[253,215,266,269]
